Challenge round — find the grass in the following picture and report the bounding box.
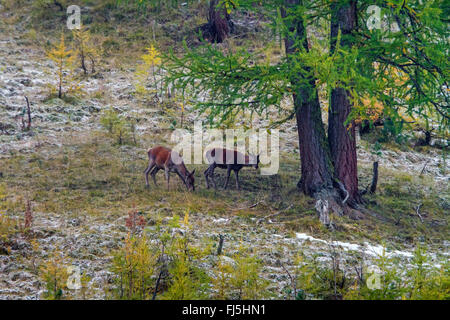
[1,129,448,249]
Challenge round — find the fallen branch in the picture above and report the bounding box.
[277,259,297,300]
[233,200,264,211]
[256,204,293,224]
[415,203,424,223]
[420,160,430,176]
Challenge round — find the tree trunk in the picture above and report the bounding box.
[369,161,378,194]
[294,91,335,195]
[25,96,31,130]
[206,0,232,43]
[282,0,335,196]
[80,50,87,75]
[328,1,361,206]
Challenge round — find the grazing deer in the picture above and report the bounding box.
[204,148,260,190]
[144,146,196,191]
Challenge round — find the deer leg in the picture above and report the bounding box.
[234,169,240,190]
[209,164,217,190]
[164,167,170,191]
[144,160,155,187]
[223,166,232,189]
[150,167,160,186]
[204,167,210,189]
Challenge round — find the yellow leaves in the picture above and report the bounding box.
[361,96,384,122]
[47,33,74,67]
[141,45,161,66]
[350,94,385,126]
[221,0,237,14]
[46,32,82,98]
[180,101,184,114]
[40,251,69,299]
[72,26,101,74]
[112,233,157,299]
[72,26,90,46]
[135,44,161,96]
[183,209,190,229]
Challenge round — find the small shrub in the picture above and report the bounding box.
[72,26,101,75]
[40,251,69,300]
[46,33,82,99]
[111,234,158,300]
[134,45,161,97]
[0,184,18,242]
[99,108,132,145]
[23,199,33,232]
[125,208,146,234]
[162,212,211,300]
[344,246,450,300]
[212,246,270,300]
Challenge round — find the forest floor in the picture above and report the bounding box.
[0,2,448,299]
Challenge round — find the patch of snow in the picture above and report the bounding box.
[213,218,229,224]
[295,233,415,258]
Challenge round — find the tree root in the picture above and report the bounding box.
[313,186,366,228]
[313,188,343,228]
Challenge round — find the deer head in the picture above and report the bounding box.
[185,169,196,191]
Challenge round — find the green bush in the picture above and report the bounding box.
[100,108,134,145]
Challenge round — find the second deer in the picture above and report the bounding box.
[204,148,259,190]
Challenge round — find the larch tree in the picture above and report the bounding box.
[281,0,336,200]
[47,33,75,99]
[72,26,100,75]
[328,1,361,206]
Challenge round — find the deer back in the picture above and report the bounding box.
[206,148,252,166]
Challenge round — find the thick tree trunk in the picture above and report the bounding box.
[280,0,363,225]
[206,0,232,43]
[282,0,335,196]
[294,91,335,195]
[328,1,361,206]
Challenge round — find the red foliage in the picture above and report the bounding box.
[125,207,146,233]
[24,200,33,230]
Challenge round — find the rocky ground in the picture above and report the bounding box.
[0,7,448,300]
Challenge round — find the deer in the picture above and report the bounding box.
[144,146,196,191]
[204,148,260,190]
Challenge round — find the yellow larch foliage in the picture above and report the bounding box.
[142,45,161,66]
[47,33,76,99]
[353,64,415,125]
[40,251,69,300]
[135,45,161,96]
[72,26,101,75]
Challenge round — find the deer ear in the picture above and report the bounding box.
[190,169,196,176]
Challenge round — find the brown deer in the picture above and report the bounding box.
[144,146,195,191]
[204,148,259,190]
